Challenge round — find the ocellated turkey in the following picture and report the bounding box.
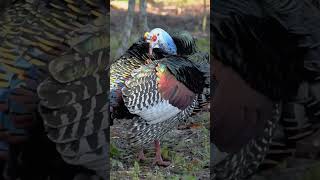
[110,28,210,166]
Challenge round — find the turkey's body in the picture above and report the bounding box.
[123,58,204,148]
[110,32,209,156]
[0,0,108,179]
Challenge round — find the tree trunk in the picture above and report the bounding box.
[202,0,207,33]
[116,0,136,58]
[139,0,149,34]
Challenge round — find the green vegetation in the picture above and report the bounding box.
[196,37,210,54]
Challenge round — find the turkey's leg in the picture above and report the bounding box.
[137,149,146,162]
[152,140,170,166]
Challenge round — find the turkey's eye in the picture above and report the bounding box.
[157,33,159,36]
[152,34,157,42]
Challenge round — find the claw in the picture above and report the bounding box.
[152,156,171,166]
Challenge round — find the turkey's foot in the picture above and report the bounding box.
[152,140,170,167]
[152,154,170,166]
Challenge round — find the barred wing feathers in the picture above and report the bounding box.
[110,38,166,119]
[122,56,205,147]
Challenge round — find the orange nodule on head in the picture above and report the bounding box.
[144,32,149,40]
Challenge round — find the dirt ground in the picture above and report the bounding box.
[111,112,210,179]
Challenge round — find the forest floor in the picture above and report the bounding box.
[110,112,210,180]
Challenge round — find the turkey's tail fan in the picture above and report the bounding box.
[171,30,210,110]
[258,70,320,170]
[187,52,210,112]
[38,18,109,179]
[171,30,198,56]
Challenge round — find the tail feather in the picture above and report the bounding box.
[44,111,108,143]
[48,49,108,83]
[40,93,108,128]
[171,30,198,55]
[55,128,108,157]
[38,71,107,109]
[38,34,109,179]
[62,149,107,166]
[187,52,210,112]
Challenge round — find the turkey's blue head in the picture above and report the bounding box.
[144,28,177,56]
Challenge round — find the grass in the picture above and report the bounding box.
[196,37,210,53]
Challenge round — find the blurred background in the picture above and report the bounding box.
[110,0,209,59]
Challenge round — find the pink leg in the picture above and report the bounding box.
[152,140,170,166]
[137,149,146,162]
